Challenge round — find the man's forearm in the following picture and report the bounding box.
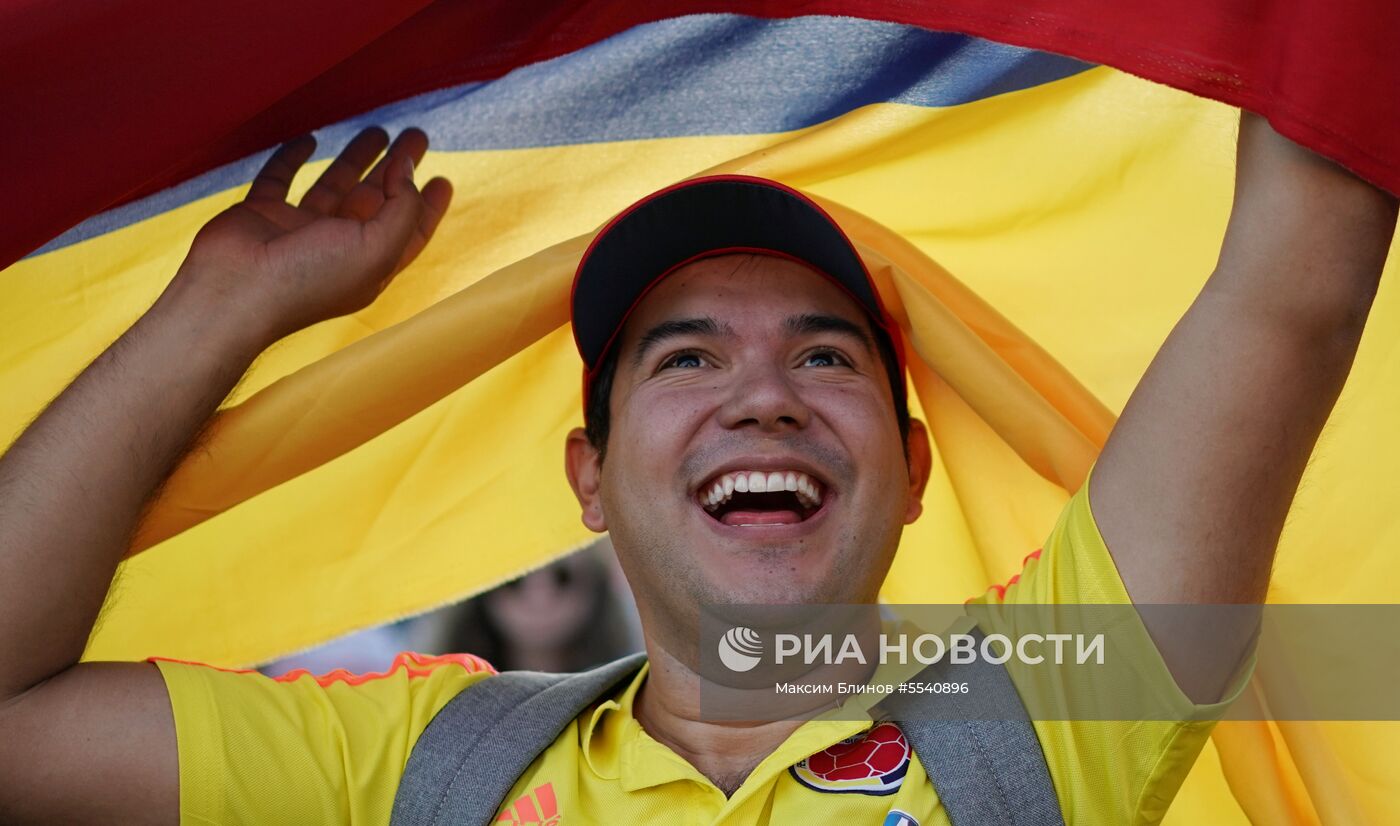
[0,272,268,700]
[1220,113,1398,337]
[1096,113,1397,592]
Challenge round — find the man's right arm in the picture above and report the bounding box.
[0,127,450,823]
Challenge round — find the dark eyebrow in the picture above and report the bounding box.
[785,313,876,354]
[631,316,734,367]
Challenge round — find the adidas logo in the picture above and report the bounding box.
[495,782,561,825]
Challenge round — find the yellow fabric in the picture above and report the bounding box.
[4,65,1397,822]
[155,486,1228,825]
[974,480,1248,825]
[153,652,494,824]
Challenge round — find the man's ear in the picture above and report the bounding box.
[904,418,932,524]
[565,427,608,532]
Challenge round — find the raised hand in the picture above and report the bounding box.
[0,126,454,826]
[174,127,453,346]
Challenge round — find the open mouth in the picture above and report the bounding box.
[697,470,827,527]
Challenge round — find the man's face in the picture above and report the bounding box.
[566,254,929,644]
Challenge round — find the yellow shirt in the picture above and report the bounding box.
[155,485,1241,825]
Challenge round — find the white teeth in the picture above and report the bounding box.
[700,469,827,512]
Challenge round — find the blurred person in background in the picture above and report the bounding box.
[261,542,640,677]
[440,542,642,673]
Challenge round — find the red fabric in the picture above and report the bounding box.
[3,0,1396,269]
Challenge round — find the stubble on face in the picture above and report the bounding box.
[595,254,912,656]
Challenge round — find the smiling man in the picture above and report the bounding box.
[0,112,1396,825]
[577,254,916,601]
[566,182,924,614]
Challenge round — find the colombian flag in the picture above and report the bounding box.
[3,2,1399,822]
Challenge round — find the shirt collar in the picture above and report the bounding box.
[579,661,873,794]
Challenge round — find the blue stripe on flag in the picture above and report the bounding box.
[36,14,1090,255]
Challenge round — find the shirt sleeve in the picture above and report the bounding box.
[971,477,1252,826]
[152,651,494,826]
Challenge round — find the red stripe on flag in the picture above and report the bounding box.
[4,0,1396,268]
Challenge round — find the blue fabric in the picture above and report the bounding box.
[36,13,1089,256]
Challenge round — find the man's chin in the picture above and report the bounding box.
[693,545,848,606]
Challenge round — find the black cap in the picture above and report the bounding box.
[571,174,906,400]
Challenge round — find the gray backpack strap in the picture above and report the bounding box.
[391,652,648,826]
[394,640,1062,826]
[888,630,1065,826]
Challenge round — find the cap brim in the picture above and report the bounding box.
[571,174,905,399]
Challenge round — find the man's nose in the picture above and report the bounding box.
[717,361,812,433]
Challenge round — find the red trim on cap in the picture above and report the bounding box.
[572,174,908,405]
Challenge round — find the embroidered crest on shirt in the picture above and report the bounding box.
[790,721,910,795]
[496,782,561,825]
